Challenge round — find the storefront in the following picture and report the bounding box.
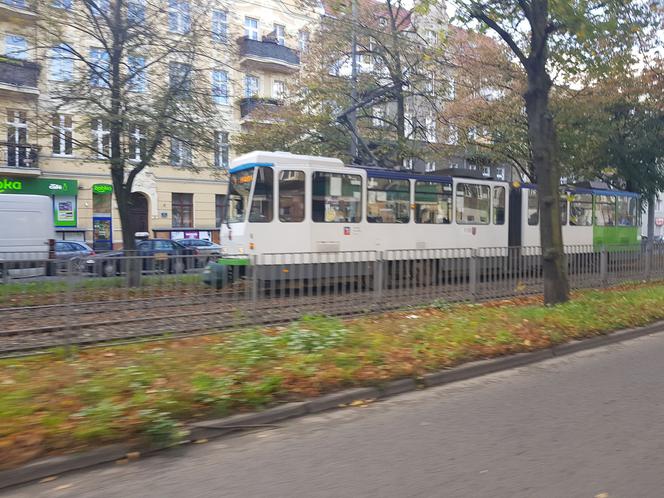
[0,176,79,237]
[91,183,113,251]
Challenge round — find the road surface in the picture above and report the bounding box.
[6,333,664,498]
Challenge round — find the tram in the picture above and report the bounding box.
[203,151,640,286]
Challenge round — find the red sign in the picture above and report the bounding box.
[343,227,351,236]
[656,218,664,227]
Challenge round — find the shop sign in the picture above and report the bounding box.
[92,183,113,194]
[0,177,77,196]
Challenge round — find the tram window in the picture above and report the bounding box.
[569,194,592,226]
[527,189,539,225]
[493,186,505,225]
[249,167,274,222]
[560,198,568,225]
[279,170,305,222]
[367,177,410,223]
[595,195,616,226]
[414,181,452,224]
[312,172,362,223]
[456,183,490,225]
[616,196,637,226]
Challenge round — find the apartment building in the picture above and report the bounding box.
[0,0,320,248]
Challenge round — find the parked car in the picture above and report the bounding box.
[174,239,222,263]
[55,241,95,271]
[86,239,198,277]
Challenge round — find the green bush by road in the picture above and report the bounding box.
[2,281,664,469]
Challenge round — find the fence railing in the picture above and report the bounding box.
[0,243,661,355]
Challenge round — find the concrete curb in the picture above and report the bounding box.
[3,319,664,490]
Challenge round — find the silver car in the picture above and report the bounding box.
[174,239,222,264]
[55,240,95,271]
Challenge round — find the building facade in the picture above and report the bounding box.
[0,0,320,248]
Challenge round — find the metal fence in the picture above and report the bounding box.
[1,243,662,356]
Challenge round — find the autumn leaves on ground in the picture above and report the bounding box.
[2,282,664,470]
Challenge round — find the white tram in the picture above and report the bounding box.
[220,151,509,258]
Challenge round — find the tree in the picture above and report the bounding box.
[451,0,659,304]
[39,0,221,282]
[235,0,450,168]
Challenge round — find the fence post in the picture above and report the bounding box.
[373,251,383,309]
[469,249,478,302]
[600,245,608,287]
[644,243,652,281]
[250,256,258,325]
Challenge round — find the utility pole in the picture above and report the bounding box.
[349,0,359,163]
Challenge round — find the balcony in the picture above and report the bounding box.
[0,57,40,95]
[239,97,283,120]
[238,37,300,73]
[0,143,41,177]
[0,0,37,20]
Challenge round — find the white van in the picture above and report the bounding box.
[0,194,56,278]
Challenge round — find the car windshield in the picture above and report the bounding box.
[226,168,254,223]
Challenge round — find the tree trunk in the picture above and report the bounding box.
[524,61,570,305]
[111,169,141,287]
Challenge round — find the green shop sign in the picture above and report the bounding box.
[92,183,113,194]
[0,177,77,196]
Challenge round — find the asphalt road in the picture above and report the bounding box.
[6,333,664,498]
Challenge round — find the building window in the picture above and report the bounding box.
[168,0,190,33]
[279,170,305,222]
[372,106,384,127]
[244,74,259,97]
[298,30,309,52]
[170,137,192,166]
[446,125,459,145]
[127,0,145,23]
[129,126,145,162]
[444,77,456,100]
[52,0,72,9]
[169,62,192,96]
[214,131,229,168]
[212,10,228,43]
[272,80,285,99]
[89,48,109,88]
[50,45,73,81]
[495,167,505,180]
[52,114,73,156]
[425,115,436,142]
[127,55,147,92]
[215,194,226,227]
[249,167,274,222]
[403,158,414,170]
[367,177,410,223]
[378,17,387,27]
[312,172,362,223]
[212,69,229,104]
[482,166,491,177]
[456,183,490,225]
[172,193,193,227]
[4,35,28,60]
[425,161,436,173]
[273,24,285,45]
[415,181,452,224]
[244,17,259,40]
[91,119,110,159]
[6,110,29,168]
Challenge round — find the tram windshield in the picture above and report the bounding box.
[226,168,254,223]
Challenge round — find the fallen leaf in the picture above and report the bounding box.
[40,476,58,483]
[126,451,140,461]
[54,484,72,491]
[193,439,208,444]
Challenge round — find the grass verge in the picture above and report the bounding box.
[2,281,664,469]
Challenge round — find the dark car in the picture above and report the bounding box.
[55,241,95,272]
[86,239,198,277]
